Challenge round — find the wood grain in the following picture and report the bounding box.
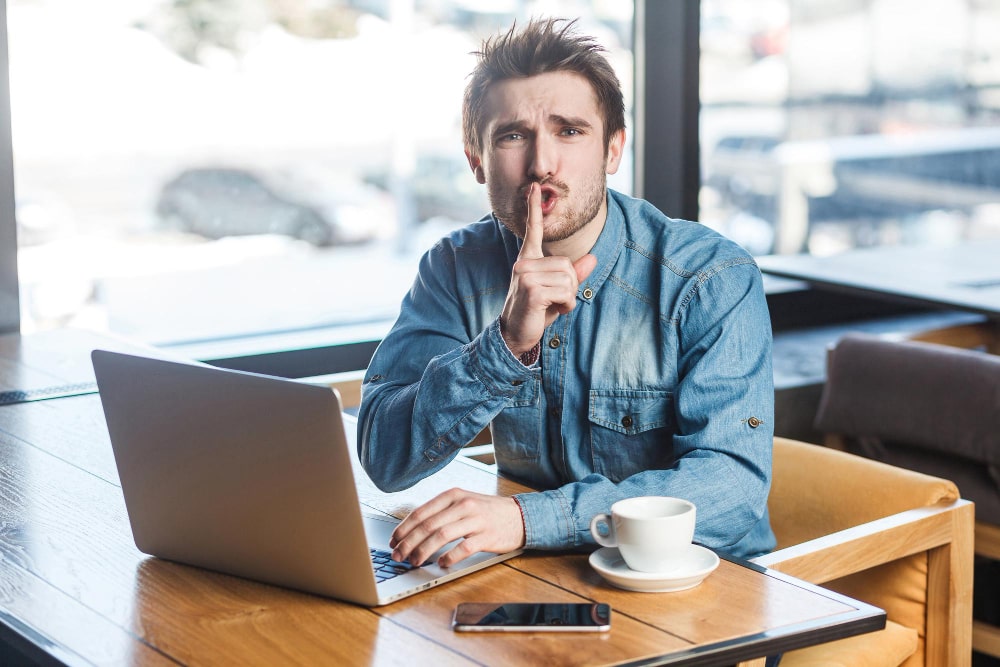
[380,564,691,666]
[0,406,471,666]
[512,552,851,646]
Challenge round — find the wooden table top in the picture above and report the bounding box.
[0,331,885,666]
[757,238,1000,319]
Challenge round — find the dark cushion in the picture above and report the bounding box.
[815,333,1000,523]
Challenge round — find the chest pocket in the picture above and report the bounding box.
[588,389,674,482]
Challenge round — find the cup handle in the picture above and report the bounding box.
[590,513,617,548]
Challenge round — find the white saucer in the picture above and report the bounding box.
[588,545,720,593]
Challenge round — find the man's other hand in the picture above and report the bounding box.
[388,489,525,568]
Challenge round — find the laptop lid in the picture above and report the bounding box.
[92,350,520,607]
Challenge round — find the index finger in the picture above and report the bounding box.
[388,491,457,559]
[518,182,544,260]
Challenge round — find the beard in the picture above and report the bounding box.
[490,166,607,243]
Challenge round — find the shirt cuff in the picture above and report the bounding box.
[470,318,539,393]
[512,489,577,549]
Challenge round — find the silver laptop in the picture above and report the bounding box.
[91,349,521,606]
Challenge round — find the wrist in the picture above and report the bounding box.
[498,316,539,359]
[517,341,541,366]
[511,496,528,548]
[499,324,540,364]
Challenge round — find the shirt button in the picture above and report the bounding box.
[621,415,633,429]
[550,407,561,418]
[747,416,761,428]
[548,336,561,349]
[582,287,594,300]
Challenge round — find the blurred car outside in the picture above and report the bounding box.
[154,167,397,247]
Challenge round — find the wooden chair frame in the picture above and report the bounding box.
[754,496,974,666]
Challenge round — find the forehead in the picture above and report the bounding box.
[481,71,601,129]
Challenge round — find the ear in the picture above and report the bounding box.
[604,129,626,176]
[465,149,487,184]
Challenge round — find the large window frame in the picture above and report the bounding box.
[0,1,701,366]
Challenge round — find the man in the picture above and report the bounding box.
[358,18,775,569]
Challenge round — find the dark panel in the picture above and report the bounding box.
[204,339,380,378]
[635,0,700,221]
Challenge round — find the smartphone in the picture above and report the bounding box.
[451,602,611,632]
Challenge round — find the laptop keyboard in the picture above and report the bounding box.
[370,548,416,583]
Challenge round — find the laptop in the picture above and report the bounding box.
[91,349,521,606]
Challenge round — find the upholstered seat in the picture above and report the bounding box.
[755,437,974,667]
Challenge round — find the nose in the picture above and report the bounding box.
[528,133,556,181]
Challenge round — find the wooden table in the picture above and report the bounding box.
[0,330,885,666]
[757,238,1000,319]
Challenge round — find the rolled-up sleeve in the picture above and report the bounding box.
[358,241,536,492]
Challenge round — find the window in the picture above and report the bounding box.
[5,1,634,348]
[699,0,1000,257]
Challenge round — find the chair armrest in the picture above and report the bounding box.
[754,499,972,583]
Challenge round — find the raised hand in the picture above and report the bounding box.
[499,183,597,357]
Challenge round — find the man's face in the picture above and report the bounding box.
[467,71,624,243]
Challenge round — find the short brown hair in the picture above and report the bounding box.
[462,18,626,159]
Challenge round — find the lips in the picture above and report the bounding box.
[538,185,560,215]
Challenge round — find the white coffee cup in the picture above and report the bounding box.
[589,496,696,573]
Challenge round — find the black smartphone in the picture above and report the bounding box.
[451,602,612,632]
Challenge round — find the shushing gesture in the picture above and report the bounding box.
[388,184,603,569]
[499,183,598,358]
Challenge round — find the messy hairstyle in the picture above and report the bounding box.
[462,18,626,158]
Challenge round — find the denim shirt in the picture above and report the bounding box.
[358,190,776,559]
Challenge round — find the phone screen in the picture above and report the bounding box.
[452,602,611,632]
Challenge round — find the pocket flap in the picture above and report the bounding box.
[588,389,673,436]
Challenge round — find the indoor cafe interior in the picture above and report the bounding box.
[0,1,998,665]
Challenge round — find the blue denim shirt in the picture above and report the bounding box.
[358,190,776,559]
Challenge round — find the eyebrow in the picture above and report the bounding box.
[550,114,594,130]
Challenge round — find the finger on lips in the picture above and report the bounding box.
[518,183,544,260]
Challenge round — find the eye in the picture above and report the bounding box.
[498,132,524,144]
[561,127,584,137]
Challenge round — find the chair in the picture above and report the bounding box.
[814,333,1000,663]
[754,437,974,667]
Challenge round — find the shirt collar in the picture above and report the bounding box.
[577,189,625,304]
